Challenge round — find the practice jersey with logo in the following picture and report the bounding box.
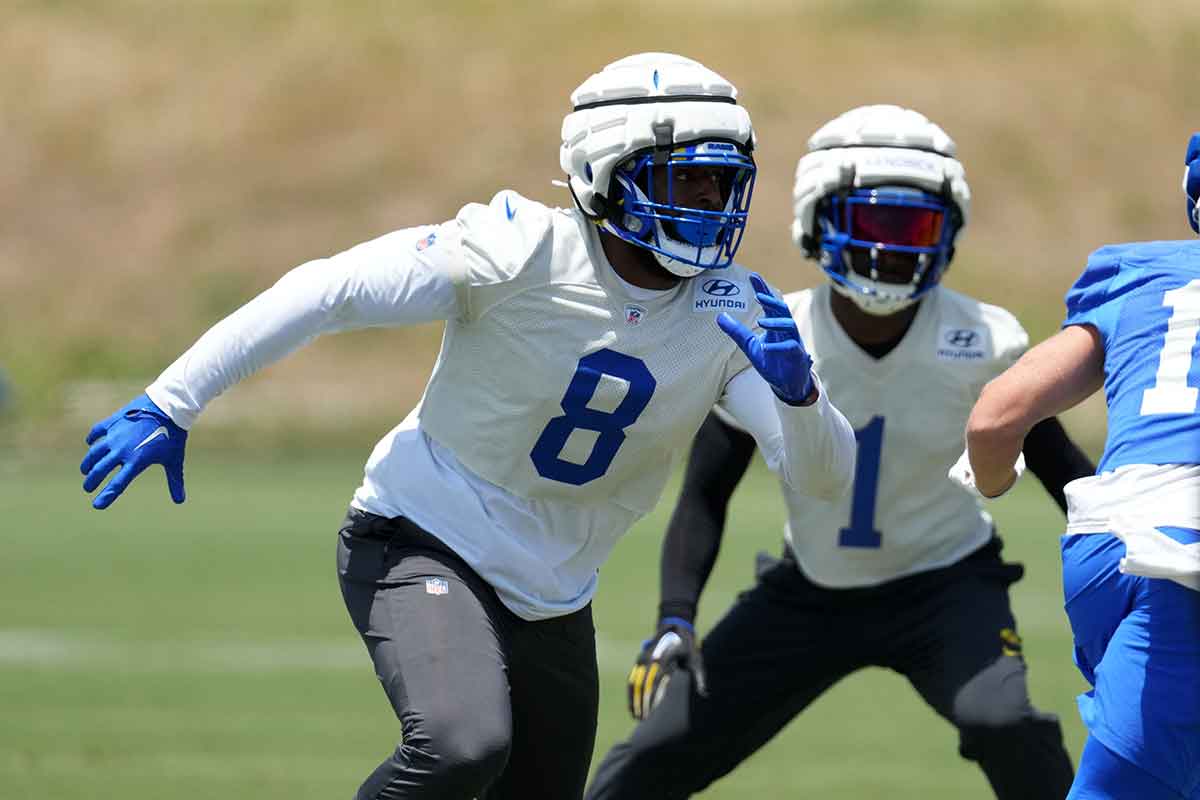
[409,192,763,512]
[147,190,854,619]
[1063,240,1200,472]
[776,283,1028,588]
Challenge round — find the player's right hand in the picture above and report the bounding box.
[81,393,188,510]
[627,617,707,720]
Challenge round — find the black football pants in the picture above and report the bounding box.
[337,509,599,799]
[586,538,1074,799]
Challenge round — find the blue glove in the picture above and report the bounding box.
[717,273,816,405]
[80,393,188,510]
[627,617,706,720]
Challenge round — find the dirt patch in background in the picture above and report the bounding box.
[3,0,1190,450]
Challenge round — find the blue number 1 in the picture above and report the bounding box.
[530,349,657,486]
[838,416,884,548]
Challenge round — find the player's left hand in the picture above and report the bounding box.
[717,273,816,405]
[81,393,188,510]
[948,448,1026,500]
[627,617,707,720]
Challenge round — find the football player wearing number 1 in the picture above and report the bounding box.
[77,53,855,800]
[964,135,1200,799]
[586,106,1093,799]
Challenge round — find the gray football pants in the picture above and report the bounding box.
[586,538,1074,799]
[337,509,599,799]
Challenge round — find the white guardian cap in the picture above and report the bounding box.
[561,53,757,278]
[792,105,970,315]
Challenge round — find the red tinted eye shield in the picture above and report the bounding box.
[849,203,944,248]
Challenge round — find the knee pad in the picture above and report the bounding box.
[953,654,1035,729]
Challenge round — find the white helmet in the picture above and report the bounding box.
[561,53,758,278]
[792,104,970,315]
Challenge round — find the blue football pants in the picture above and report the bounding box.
[1061,529,1200,799]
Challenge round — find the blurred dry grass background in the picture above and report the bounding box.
[2,0,1198,450]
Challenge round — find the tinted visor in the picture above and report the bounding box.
[849,202,944,248]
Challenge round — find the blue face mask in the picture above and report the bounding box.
[608,140,757,270]
[1185,132,1200,235]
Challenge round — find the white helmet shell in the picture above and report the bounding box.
[792,105,971,314]
[560,53,756,277]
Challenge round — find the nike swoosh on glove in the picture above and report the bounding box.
[81,393,188,510]
[717,273,816,406]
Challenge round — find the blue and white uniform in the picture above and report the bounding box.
[1061,240,1200,799]
[147,191,855,620]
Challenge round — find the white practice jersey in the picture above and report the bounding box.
[147,190,855,619]
[776,283,1028,588]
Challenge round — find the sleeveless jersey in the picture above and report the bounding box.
[780,283,1028,587]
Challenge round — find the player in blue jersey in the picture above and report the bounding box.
[964,133,1200,799]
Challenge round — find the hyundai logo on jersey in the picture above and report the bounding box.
[937,325,986,361]
[693,277,748,312]
[944,329,978,348]
[702,279,741,297]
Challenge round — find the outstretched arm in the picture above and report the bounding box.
[967,324,1105,498]
[82,225,459,509]
[1022,416,1097,514]
[628,410,756,720]
[147,227,459,428]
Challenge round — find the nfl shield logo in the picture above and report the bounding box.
[415,231,437,251]
[425,577,449,596]
[624,303,647,326]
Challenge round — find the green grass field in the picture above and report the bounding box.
[1,451,1087,798]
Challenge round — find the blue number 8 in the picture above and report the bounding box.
[530,349,657,485]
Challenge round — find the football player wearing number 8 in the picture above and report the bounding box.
[586,105,1095,800]
[962,134,1200,800]
[77,52,855,800]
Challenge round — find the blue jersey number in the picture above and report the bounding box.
[530,349,657,485]
[838,416,885,549]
